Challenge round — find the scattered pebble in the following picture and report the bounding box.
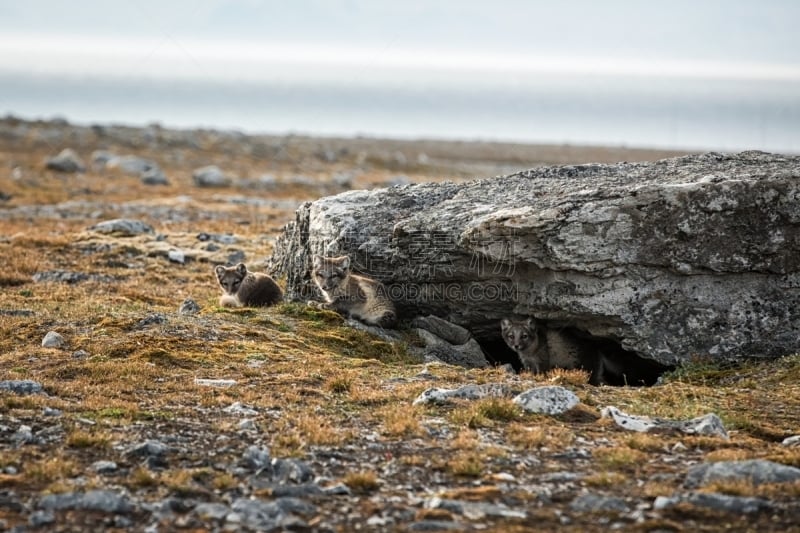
[178,298,201,315]
[195,378,237,388]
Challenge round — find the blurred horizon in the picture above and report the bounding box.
[1,1,799,153]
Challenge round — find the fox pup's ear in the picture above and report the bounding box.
[312,254,324,268]
[214,265,226,279]
[339,256,351,270]
[525,318,533,327]
[236,263,248,276]
[501,318,511,330]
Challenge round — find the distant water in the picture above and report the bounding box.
[2,70,799,153]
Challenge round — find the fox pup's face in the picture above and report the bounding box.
[312,254,350,292]
[215,263,248,294]
[501,318,539,353]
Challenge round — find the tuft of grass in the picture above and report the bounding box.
[378,404,423,438]
[25,457,78,484]
[65,430,112,450]
[593,446,649,471]
[446,452,484,477]
[213,472,239,491]
[584,471,628,488]
[544,367,591,386]
[128,467,158,489]
[342,470,380,494]
[448,398,515,429]
[505,423,575,450]
[325,374,354,394]
[625,433,668,453]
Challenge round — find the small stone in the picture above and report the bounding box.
[782,435,800,447]
[570,493,630,514]
[45,148,85,173]
[38,490,133,514]
[29,510,56,527]
[179,298,201,315]
[678,413,729,439]
[135,313,167,329]
[238,419,256,431]
[242,446,271,471]
[91,150,116,167]
[126,440,168,459]
[193,165,231,187]
[72,349,89,359]
[271,458,314,484]
[412,315,472,345]
[91,460,118,474]
[195,378,237,388]
[686,492,770,514]
[195,502,230,520]
[88,218,154,237]
[0,380,43,395]
[168,249,185,264]
[322,483,351,496]
[107,155,157,175]
[513,386,580,415]
[43,407,62,417]
[13,425,35,445]
[224,402,258,416]
[685,459,800,488]
[652,495,679,510]
[407,520,467,531]
[141,168,169,186]
[229,498,287,530]
[413,383,511,405]
[42,331,66,349]
[601,406,728,439]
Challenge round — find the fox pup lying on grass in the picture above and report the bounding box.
[308,254,396,327]
[501,317,622,385]
[215,263,283,307]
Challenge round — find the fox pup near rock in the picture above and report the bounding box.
[501,317,621,385]
[214,263,283,308]
[309,254,396,327]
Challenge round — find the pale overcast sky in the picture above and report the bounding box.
[0,0,798,80]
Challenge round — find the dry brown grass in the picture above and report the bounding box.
[1,121,798,531]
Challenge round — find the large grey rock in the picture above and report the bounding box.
[268,152,800,366]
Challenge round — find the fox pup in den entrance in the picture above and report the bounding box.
[500,317,622,385]
[214,263,283,307]
[308,254,396,327]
